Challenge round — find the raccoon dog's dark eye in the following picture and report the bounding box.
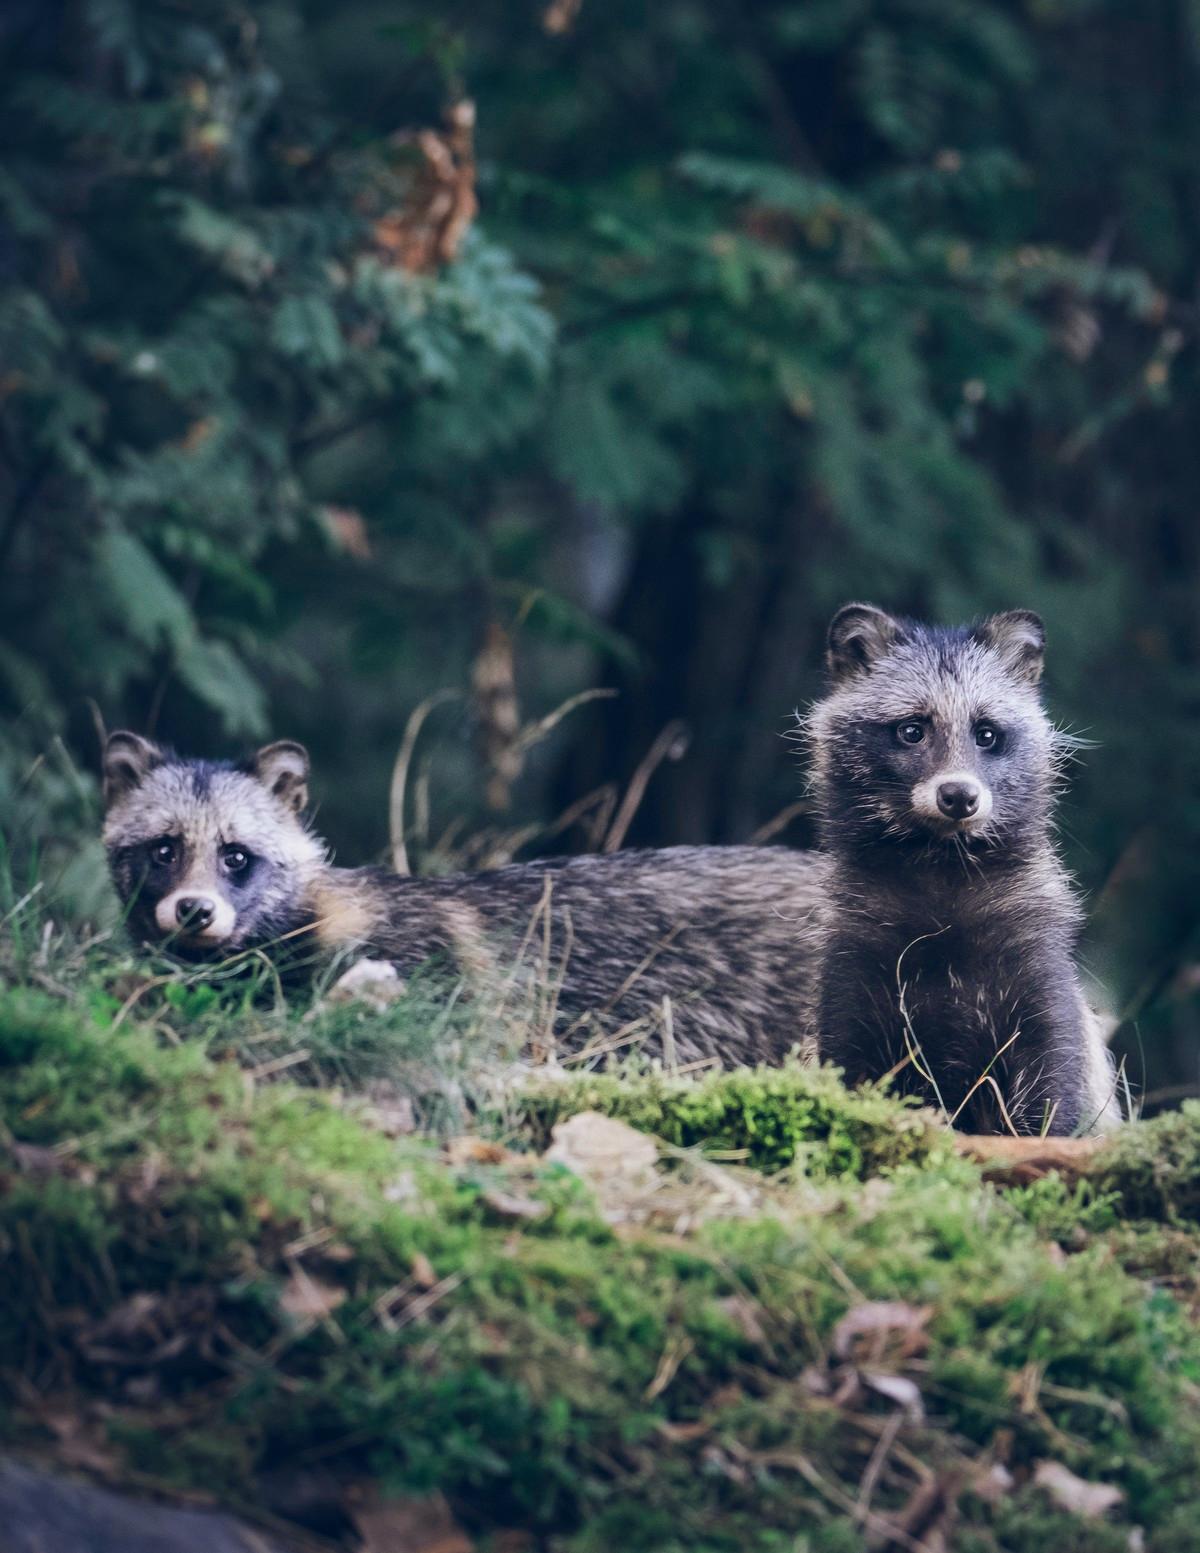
[150,839,175,867]
[895,721,926,745]
[974,722,1001,751]
[221,846,251,875]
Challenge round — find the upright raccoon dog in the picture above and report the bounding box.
[102,732,825,1067]
[806,603,1121,1135]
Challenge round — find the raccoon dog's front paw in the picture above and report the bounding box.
[325,957,406,1011]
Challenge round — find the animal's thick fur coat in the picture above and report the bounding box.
[803,603,1121,1134]
[103,733,824,1067]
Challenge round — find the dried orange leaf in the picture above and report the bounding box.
[831,1301,932,1359]
[351,1489,473,1552]
[279,1267,346,1325]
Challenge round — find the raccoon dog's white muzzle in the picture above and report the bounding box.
[910,770,993,829]
[155,887,238,943]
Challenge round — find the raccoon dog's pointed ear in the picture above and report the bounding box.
[973,610,1046,685]
[253,741,310,813]
[827,603,903,683]
[103,731,165,806]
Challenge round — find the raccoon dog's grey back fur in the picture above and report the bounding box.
[102,732,825,1067]
[805,603,1120,1135]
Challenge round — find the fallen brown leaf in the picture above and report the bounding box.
[481,1187,550,1222]
[445,1136,514,1166]
[320,505,372,561]
[1033,1460,1124,1520]
[654,1417,711,1443]
[411,1251,438,1288]
[43,1410,122,1475]
[717,1293,771,1348]
[350,1488,473,1552]
[832,1301,933,1362]
[862,1371,924,1422]
[543,0,583,34]
[279,1265,346,1326]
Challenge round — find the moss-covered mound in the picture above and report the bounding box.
[510,1061,950,1176]
[3,978,1200,1550]
[1090,1100,1200,1223]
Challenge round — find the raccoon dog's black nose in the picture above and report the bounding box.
[176,896,215,929]
[936,781,980,820]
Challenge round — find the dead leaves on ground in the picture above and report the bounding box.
[1032,1459,1124,1520]
[347,1487,474,1553]
[8,1106,1142,1550]
[278,1263,347,1332]
[541,1109,768,1228]
[346,1485,535,1553]
[832,1301,933,1366]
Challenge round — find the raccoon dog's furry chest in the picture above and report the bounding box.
[817,864,1088,1132]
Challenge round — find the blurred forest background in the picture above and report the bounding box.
[1,0,1197,1099]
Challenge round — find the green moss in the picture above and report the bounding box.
[1089,1101,1200,1223]
[509,1060,949,1176]
[5,977,1200,1548]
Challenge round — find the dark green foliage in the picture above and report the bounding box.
[1,3,1198,1105]
[0,0,555,888]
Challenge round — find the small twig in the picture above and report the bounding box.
[557,923,684,1046]
[855,1409,904,1527]
[0,880,44,930]
[749,799,811,845]
[389,689,461,874]
[1140,1081,1200,1106]
[513,686,617,753]
[727,1442,928,1553]
[562,1015,655,1066]
[541,784,619,847]
[673,1054,722,1076]
[661,996,676,1074]
[949,1027,1024,1125]
[644,1332,693,1400]
[380,1271,465,1332]
[893,927,951,1119]
[247,1049,311,1081]
[109,971,183,1032]
[603,719,690,853]
[283,1225,336,1259]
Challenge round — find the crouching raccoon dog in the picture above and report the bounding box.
[806,603,1121,1135]
[102,732,825,1067]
